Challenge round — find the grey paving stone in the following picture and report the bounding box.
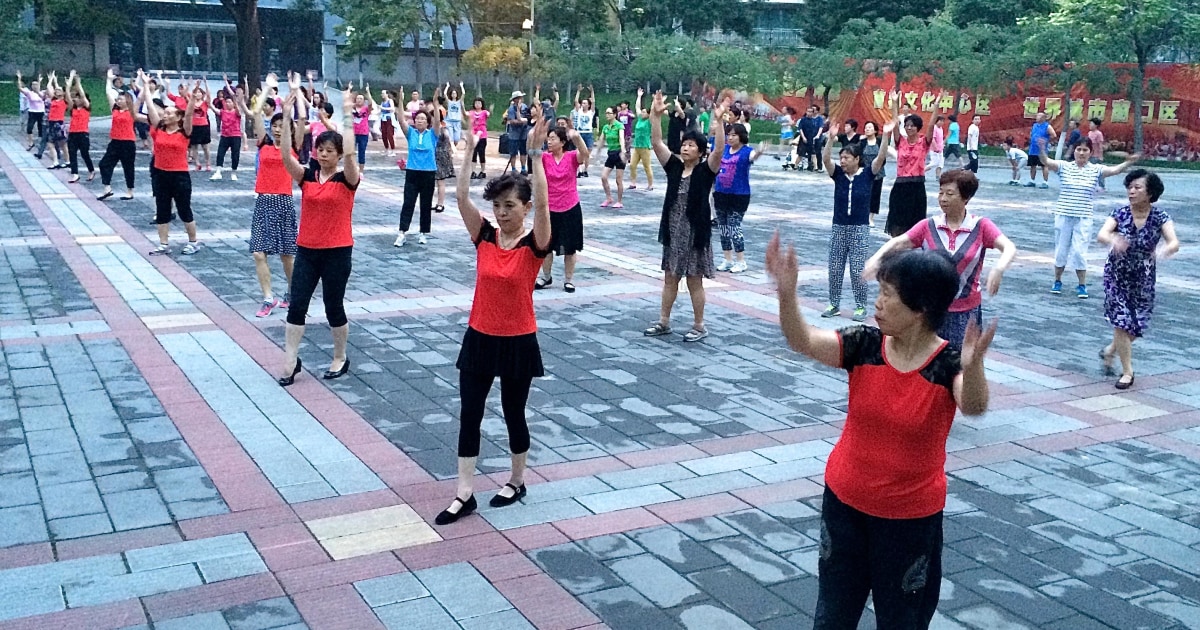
[578,534,644,560]
[597,463,696,490]
[480,497,590,530]
[1028,497,1136,537]
[760,500,820,521]
[97,470,154,494]
[355,573,430,608]
[954,511,1058,555]
[65,564,203,608]
[529,543,624,596]
[152,467,221,503]
[372,596,459,630]
[24,428,80,456]
[223,596,305,630]
[688,566,797,623]
[676,604,756,630]
[522,476,613,504]
[155,612,232,630]
[949,605,1036,630]
[630,527,728,573]
[664,470,760,499]
[720,509,815,553]
[41,480,105,520]
[30,449,89,486]
[167,496,230,520]
[1039,578,1173,630]
[0,584,66,622]
[0,504,48,546]
[196,551,269,583]
[48,512,114,540]
[457,609,534,630]
[947,536,1067,586]
[414,562,511,621]
[1103,503,1200,545]
[1116,533,1200,575]
[673,516,741,542]
[125,416,183,444]
[1130,591,1200,630]
[126,533,254,572]
[609,554,703,608]
[577,484,680,514]
[952,567,1076,625]
[0,471,40,507]
[578,586,681,630]
[103,488,172,530]
[1030,521,1146,566]
[706,537,804,585]
[17,404,69,431]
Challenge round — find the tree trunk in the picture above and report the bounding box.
[1132,53,1146,153]
[412,29,424,94]
[221,0,262,93]
[821,86,831,113]
[450,22,462,74]
[474,74,482,97]
[494,70,501,92]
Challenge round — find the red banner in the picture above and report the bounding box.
[773,64,1199,161]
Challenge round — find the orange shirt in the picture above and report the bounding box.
[110,109,136,141]
[256,141,295,196]
[467,222,550,337]
[47,99,67,122]
[151,127,190,171]
[68,107,90,133]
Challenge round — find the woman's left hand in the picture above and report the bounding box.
[985,267,1004,296]
[961,318,998,368]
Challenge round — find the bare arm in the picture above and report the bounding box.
[649,92,672,165]
[394,84,411,136]
[1096,216,1120,246]
[183,94,196,136]
[1159,220,1180,258]
[73,73,90,109]
[278,98,306,184]
[1100,153,1140,178]
[570,129,590,164]
[339,88,360,187]
[872,123,894,174]
[527,108,551,250]
[104,69,118,109]
[863,234,917,280]
[822,123,836,173]
[706,101,728,174]
[953,320,996,416]
[985,234,1018,296]
[765,233,843,368]
[456,123,485,241]
[750,142,766,163]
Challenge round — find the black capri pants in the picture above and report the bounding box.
[472,137,488,164]
[154,171,194,224]
[458,371,532,458]
[99,140,137,189]
[216,136,242,170]
[67,132,94,175]
[25,112,44,138]
[399,170,436,234]
[287,245,352,328]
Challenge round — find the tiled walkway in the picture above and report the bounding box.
[0,118,1199,629]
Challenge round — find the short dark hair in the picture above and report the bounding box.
[1003,135,1015,146]
[1090,117,1102,126]
[680,129,709,157]
[474,97,487,109]
[314,130,343,155]
[862,120,878,133]
[845,119,858,131]
[270,113,284,125]
[1124,168,1164,202]
[322,102,335,116]
[939,169,979,203]
[903,114,924,131]
[877,250,959,332]
[1076,137,1094,152]
[728,123,749,145]
[839,143,863,161]
[936,115,946,122]
[813,105,822,113]
[948,114,957,122]
[548,127,568,145]
[483,172,533,203]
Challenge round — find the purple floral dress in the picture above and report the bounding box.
[1103,205,1171,338]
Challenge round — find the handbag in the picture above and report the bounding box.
[498,132,511,155]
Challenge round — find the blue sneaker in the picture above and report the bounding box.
[1077,284,1089,299]
[1051,280,1062,294]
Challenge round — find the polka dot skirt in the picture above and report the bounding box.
[249,193,299,256]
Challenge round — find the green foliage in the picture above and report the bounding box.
[799,0,943,48]
[328,0,423,74]
[623,0,762,38]
[944,0,1052,27]
[0,76,105,115]
[535,0,609,40]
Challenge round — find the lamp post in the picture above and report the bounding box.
[522,0,535,57]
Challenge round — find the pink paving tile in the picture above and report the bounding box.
[614,444,708,469]
[0,543,53,570]
[766,423,842,445]
[1006,389,1082,406]
[144,573,284,622]
[1134,410,1200,433]
[395,531,516,571]
[494,573,600,630]
[294,584,386,630]
[290,489,403,522]
[472,552,543,583]
[534,456,630,482]
[396,479,459,504]
[554,508,665,541]
[407,498,496,539]
[954,443,1039,466]
[208,471,286,512]
[646,493,752,524]
[503,523,571,551]
[1016,432,1100,455]
[378,465,442,489]
[1041,402,1113,427]
[1079,423,1155,443]
[179,505,299,540]
[55,525,181,561]
[944,455,973,472]
[731,478,823,507]
[989,352,1071,377]
[0,598,145,630]
[1126,392,1198,415]
[1140,434,1200,461]
[247,523,330,572]
[694,433,783,456]
[277,551,406,594]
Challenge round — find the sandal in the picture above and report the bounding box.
[643,322,671,337]
[96,191,114,201]
[1115,374,1135,390]
[563,282,576,293]
[683,328,709,343]
[535,276,552,290]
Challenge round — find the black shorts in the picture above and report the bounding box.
[1028,154,1044,167]
[508,135,528,155]
[604,150,625,170]
[189,125,211,146]
[944,144,961,158]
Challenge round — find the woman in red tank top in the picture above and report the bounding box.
[96,69,147,201]
[36,71,69,168]
[765,241,997,628]
[65,71,95,183]
[140,69,200,256]
[435,107,552,526]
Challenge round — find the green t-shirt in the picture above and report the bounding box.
[602,121,624,151]
[633,117,652,149]
[697,111,711,135]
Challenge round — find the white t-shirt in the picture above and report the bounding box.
[572,108,595,133]
[967,124,980,151]
[446,99,463,122]
[1006,147,1027,162]
[1053,160,1104,218]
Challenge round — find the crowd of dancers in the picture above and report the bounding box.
[14,69,1183,629]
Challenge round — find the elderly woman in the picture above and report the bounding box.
[1097,169,1179,389]
[865,169,1017,349]
[766,234,995,629]
[642,91,727,343]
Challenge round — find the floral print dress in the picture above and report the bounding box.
[1103,205,1172,338]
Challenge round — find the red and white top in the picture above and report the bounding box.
[151,127,190,171]
[467,222,550,337]
[542,150,580,212]
[905,214,1002,312]
[298,165,357,249]
[191,101,210,128]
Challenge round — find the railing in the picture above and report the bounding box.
[700,28,807,48]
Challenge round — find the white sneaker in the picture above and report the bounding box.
[209,169,222,181]
[418,233,428,245]
[229,172,238,181]
[393,232,406,247]
[730,261,747,273]
[716,259,733,272]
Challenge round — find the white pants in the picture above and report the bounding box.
[1053,214,1092,271]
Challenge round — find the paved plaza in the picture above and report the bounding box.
[0,118,1199,630]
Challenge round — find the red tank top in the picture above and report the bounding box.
[298,166,357,249]
[151,128,190,171]
[467,222,550,336]
[68,107,90,133]
[256,142,295,195]
[110,109,136,141]
[48,99,67,122]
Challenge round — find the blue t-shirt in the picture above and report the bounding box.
[715,145,753,195]
[831,164,875,226]
[446,99,463,122]
[947,122,960,145]
[406,127,437,171]
[506,103,530,138]
[1030,121,1051,155]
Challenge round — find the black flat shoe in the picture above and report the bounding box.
[435,495,477,525]
[434,205,445,213]
[1115,374,1135,390]
[535,276,552,290]
[97,191,114,201]
[278,357,302,387]
[323,357,350,380]
[489,483,526,507]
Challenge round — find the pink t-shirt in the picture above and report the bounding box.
[1088,129,1105,158]
[896,135,931,178]
[471,109,490,139]
[931,125,945,153]
[407,100,423,122]
[352,105,370,135]
[542,150,580,212]
[906,214,1002,312]
[219,109,241,137]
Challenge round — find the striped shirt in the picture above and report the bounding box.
[906,214,1002,312]
[1053,161,1103,218]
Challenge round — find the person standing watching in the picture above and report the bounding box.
[504,91,531,175]
[1025,112,1057,188]
[966,115,980,173]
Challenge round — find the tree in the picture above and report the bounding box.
[944,0,1053,27]
[220,0,263,93]
[833,17,952,93]
[536,0,609,41]
[1051,0,1200,151]
[1,0,131,67]
[328,0,422,79]
[799,47,865,111]
[799,0,942,48]
[460,35,526,91]
[623,0,762,38]
[469,0,527,39]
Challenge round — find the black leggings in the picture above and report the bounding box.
[472,137,488,165]
[99,140,136,189]
[68,132,94,175]
[813,487,942,629]
[399,170,436,233]
[154,171,194,224]
[457,370,532,458]
[287,246,352,327]
[25,112,44,138]
[216,136,242,170]
[869,178,883,216]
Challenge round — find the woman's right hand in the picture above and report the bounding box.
[1111,234,1130,255]
[765,232,799,296]
[862,257,880,281]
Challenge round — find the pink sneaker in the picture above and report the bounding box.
[255,300,275,318]
[600,200,612,208]
[612,202,624,208]
[277,294,290,309]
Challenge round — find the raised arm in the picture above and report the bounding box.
[706,100,728,174]
[339,87,360,187]
[574,86,582,108]
[430,86,442,128]
[635,87,645,119]
[551,85,559,109]
[822,119,837,173]
[765,233,843,368]
[456,122,485,240]
[872,121,894,174]
[569,129,590,163]
[104,69,119,109]
[527,107,551,250]
[394,84,411,135]
[183,91,197,136]
[649,91,672,165]
[750,142,767,163]
[924,94,941,144]
[278,93,306,184]
[142,81,161,128]
[72,72,90,109]
[1100,153,1141,178]
[954,320,996,416]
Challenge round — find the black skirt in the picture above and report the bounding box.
[456,327,544,378]
[549,204,584,255]
[885,178,928,237]
[189,125,212,146]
